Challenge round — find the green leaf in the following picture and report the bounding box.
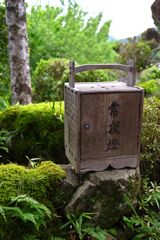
[132,234,145,240]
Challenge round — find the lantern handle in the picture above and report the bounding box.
[69,60,136,88]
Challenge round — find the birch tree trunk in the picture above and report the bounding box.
[5,0,32,105]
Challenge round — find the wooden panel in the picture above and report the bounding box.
[80,93,141,161]
[128,60,136,87]
[64,86,79,172]
[65,82,143,93]
[80,155,138,173]
[75,64,132,73]
[137,89,144,165]
[69,61,75,88]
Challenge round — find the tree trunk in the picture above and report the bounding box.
[5,0,32,105]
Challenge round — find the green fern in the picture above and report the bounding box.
[0,194,51,231]
[84,226,108,240]
[0,130,9,152]
[22,235,39,240]
[51,238,66,240]
[0,205,6,222]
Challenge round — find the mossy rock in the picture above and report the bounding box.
[0,161,68,239]
[0,161,66,205]
[0,102,68,165]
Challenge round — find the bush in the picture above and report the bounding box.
[54,68,108,100]
[140,97,160,182]
[32,58,108,102]
[140,65,160,82]
[136,66,160,97]
[0,102,66,164]
[32,58,70,103]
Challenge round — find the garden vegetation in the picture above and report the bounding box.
[0,0,160,239]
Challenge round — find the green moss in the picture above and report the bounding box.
[0,102,66,164]
[0,161,66,205]
[0,161,67,239]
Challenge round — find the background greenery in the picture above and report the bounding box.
[0,0,160,239]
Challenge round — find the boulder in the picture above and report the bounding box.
[54,165,141,228]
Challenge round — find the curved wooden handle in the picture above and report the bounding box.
[69,60,136,88]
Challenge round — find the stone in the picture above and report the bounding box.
[60,166,141,228]
[52,164,79,209]
[65,180,97,213]
[87,168,140,228]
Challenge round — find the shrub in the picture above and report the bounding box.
[140,65,160,82]
[54,68,108,100]
[0,102,66,164]
[140,97,160,182]
[32,57,108,102]
[32,58,70,103]
[136,65,160,97]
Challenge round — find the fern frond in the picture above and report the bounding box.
[0,206,7,222]
[22,235,39,240]
[5,195,51,231]
[84,226,108,240]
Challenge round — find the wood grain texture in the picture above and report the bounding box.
[137,88,145,165]
[80,93,141,160]
[69,61,75,88]
[80,155,138,173]
[65,82,143,93]
[75,64,132,73]
[65,73,144,174]
[64,86,79,172]
[69,60,136,88]
[128,60,136,87]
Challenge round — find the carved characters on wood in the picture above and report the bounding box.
[106,101,120,151]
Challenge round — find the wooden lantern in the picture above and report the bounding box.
[64,60,144,173]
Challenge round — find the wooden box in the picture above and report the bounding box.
[64,61,144,173]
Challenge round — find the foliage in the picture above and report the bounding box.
[0,82,12,112]
[140,65,160,82]
[32,57,108,102]
[0,102,65,164]
[0,194,51,231]
[136,65,160,96]
[0,161,67,239]
[0,130,11,153]
[26,156,42,169]
[56,68,108,100]
[114,36,160,72]
[60,210,108,240]
[22,235,40,240]
[32,58,70,102]
[0,2,10,89]
[136,79,159,96]
[142,28,160,46]
[140,97,160,182]
[123,182,160,240]
[27,0,116,71]
[0,3,11,111]
[0,96,10,111]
